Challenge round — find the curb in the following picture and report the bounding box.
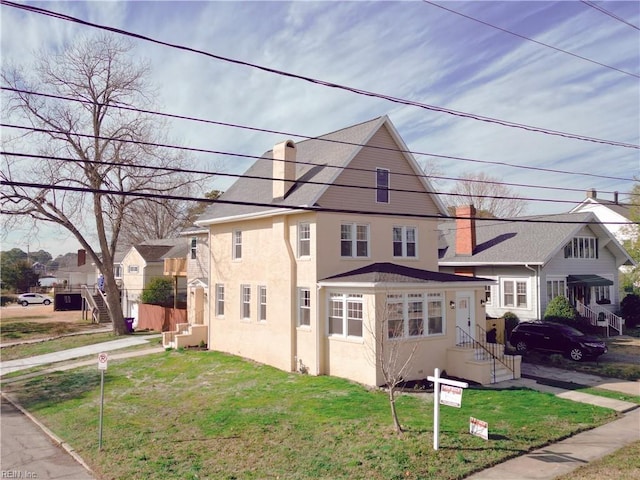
[1,392,97,478]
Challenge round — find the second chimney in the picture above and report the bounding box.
[456,205,477,256]
[587,188,597,199]
[272,140,296,200]
[77,249,86,267]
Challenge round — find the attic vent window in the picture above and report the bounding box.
[376,168,390,203]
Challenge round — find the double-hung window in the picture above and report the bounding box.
[546,278,566,304]
[392,226,417,258]
[215,284,225,316]
[233,230,242,260]
[341,223,369,258]
[502,279,528,308]
[298,222,310,257]
[190,237,197,260]
[386,294,404,338]
[426,293,444,335]
[386,292,445,339]
[328,293,364,338]
[376,168,390,203]
[298,288,311,327]
[241,284,251,319]
[258,286,267,321]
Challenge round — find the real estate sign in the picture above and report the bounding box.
[470,416,489,440]
[440,384,463,408]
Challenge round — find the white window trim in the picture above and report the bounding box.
[298,222,311,259]
[233,230,242,261]
[392,225,418,258]
[386,292,445,340]
[241,284,251,320]
[127,265,139,274]
[215,283,225,318]
[298,288,311,328]
[340,223,370,258]
[258,285,267,322]
[500,278,530,310]
[545,277,567,304]
[327,292,364,339]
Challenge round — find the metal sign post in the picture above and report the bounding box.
[98,352,108,450]
[427,368,468,450]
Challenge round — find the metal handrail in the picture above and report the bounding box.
[456,326,517,382]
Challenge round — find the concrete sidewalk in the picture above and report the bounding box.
[466,407,640,479]
[0,334,161,376]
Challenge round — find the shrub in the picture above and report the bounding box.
[503,311,519,341]
[140,277,174,307]
[620,294,640,328]
[544,296,577,324]
[0,294,17,306]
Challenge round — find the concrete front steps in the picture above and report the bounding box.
[446,343,522,385]
[162,323,208,349]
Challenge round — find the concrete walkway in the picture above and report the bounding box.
[0,334,161,376]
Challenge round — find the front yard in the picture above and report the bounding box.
[2,350,619,480]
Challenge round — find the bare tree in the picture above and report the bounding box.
[365,293,419,436]
[1,35,206,334]
[445,172,528,218]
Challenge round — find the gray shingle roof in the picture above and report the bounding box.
[196,116,386,223]
[321,262,492,284]
[134,238,186,262]
[438,212,599,265]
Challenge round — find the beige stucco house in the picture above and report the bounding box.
[194,116,518,386]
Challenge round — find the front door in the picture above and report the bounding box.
[455,293,473,345]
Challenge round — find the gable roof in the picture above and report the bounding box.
[570,197,631,220]
[320,262,492,285]
[196,116,446,225]
[438,211,634,266]
[133,238,186,263]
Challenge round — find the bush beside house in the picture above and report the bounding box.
[621,294,640,328]
[544,296,578,324]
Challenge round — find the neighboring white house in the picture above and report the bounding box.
[570,188,636,243]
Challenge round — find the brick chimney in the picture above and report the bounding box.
[272,140,296,200]
[587,188,597,199]
[456,205,476,256]
[77,249,86,267]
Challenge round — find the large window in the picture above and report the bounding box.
[298,288,311,327]
[376,168,390,203]
[258,286,267,321]
[329,293,363,338]
[190,237,197,260]
[502,279,528,308]
[298,222,310,257]
[241,284,251,319]
[594,285,611,304]
[564,237,598,259]
[392,226,417,258]
[341,223,369,258]
[386,292,444,339]
[546,278,566,304]
[233,230,242,260]
[216,284,225,317]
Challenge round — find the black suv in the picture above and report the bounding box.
[510,321,607,361]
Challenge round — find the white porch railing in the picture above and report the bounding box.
[576,300,624,335]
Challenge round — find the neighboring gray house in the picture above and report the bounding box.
[439,207,635,332]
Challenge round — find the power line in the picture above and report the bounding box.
[2,179,636,226]
[1,0,638,150]
[2,122,636,204]
[7,150,634,208]
[580,0,640,31]
[424,1,640,78]
[1,88,636,184]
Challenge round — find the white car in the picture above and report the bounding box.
[17,293,52,306]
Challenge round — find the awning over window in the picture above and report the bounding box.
[567,275,613,287]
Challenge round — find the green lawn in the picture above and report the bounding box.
[4,350,619,480]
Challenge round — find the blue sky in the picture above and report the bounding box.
[2,1,639,256]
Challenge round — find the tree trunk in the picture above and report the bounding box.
[104,278,126,335]
[388,386,404,435]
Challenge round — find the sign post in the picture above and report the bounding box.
[97,352,108,450]
[427,368,468,450]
